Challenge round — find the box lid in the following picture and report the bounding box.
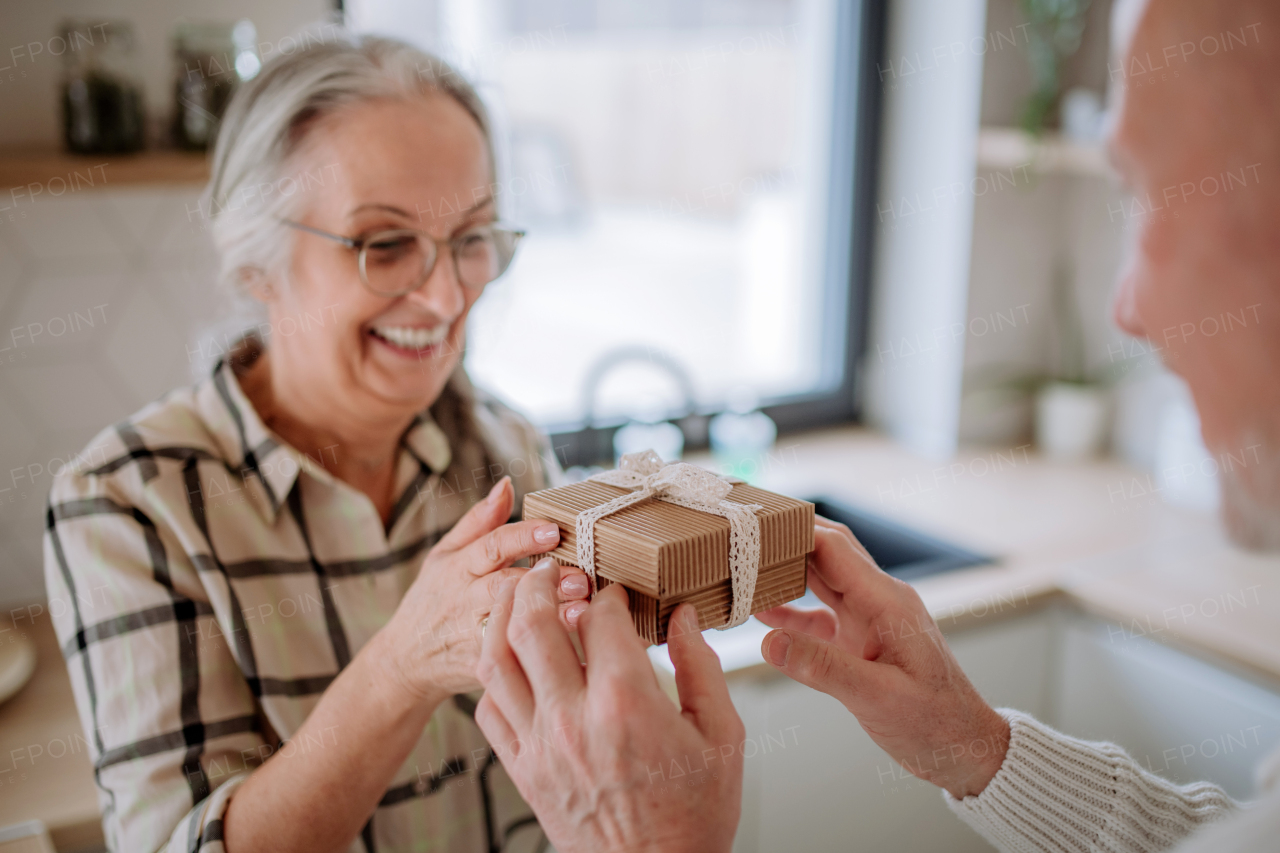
[523,479,814,597]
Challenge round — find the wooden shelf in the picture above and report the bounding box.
[0,148,209,191]
[977,127,1111,178]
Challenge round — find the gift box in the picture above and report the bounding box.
[522,450,814,645]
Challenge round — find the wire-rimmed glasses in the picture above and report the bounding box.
[281,218,525,297]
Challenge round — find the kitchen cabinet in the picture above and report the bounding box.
[728,603,1280,852]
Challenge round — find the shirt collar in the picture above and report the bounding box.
[202,346,299,522]
[401,413,452,474]
[198,337,452,525]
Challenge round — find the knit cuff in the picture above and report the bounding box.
[943,709,1239,853]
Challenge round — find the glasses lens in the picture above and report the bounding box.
[454,226,521,288]
[360,230,432,296]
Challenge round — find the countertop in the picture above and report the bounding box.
[653,428,1280,690]
[5,426,1279,848]
[0,608,102,851]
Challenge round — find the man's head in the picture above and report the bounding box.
[1108,0,1280,548]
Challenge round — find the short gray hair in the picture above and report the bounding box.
[205,31,493,306]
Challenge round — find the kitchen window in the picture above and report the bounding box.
[354,0,885,465]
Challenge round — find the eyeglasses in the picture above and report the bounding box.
[280,218,525,298]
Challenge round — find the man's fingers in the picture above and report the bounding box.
[755,603,838,640]
[436,476,513,553]
[580,585,659,690]
[666,604,740,741]
[814,517,878,569]
[805,557,843,611]
[477,577,535,733]
[814,516,875,563]
[475,693,519,761]
[809,527,897,611]
[762,628,890,713]
[461,519,562,577]
[506,561,585,708]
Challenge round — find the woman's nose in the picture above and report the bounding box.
[409,250,466,319]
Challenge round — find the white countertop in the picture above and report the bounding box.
[650,428,1280,688]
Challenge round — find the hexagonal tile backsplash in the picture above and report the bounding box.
[0,187,223,604]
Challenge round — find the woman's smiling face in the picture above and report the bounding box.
[265,93,494,420]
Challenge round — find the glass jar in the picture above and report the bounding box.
[172,21,260,151]
[61,20,145,154]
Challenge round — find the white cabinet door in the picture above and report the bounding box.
[731,610,1054,852]
[730,605,1280,850]
[1054,613,1280,800]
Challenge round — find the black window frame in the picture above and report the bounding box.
[543,0,887,468]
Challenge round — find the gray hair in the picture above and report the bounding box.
[205,30,493,309]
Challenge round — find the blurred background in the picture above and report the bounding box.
[0,0,1189,602]
[3,1,1275,852]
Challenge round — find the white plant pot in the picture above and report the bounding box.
[1035,382,1109,461]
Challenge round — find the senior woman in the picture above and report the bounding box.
[43,35,592,853]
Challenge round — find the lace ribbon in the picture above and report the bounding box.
[575,449,763,629]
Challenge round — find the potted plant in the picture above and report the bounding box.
[1031,259,1109,459]
[1019,0,1093,135]
[961,261,1110,460]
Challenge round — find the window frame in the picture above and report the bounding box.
[540,0,887,468]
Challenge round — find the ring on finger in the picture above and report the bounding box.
[481,616,489,638]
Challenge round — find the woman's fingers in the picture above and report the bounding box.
[470,562,589,632]
[459,518,561,577]
[557,564,590,628]
[436,476,513,553]
[476,563,590,606]
[755,603,838,640]
[558,565,590,601]
[433,480,565,577]
[560,601,589,630]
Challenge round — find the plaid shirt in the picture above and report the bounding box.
[43,342,557,853]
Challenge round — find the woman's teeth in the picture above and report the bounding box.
[371,325,449,350]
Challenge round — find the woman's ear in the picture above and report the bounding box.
[240,268,276,304]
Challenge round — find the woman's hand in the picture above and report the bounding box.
[381,476,591,707]
[475,562,744,853]
[756,517,1009,799]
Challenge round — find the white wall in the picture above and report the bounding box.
[0,187,221,606]
[0,0,329,607]
[862,0,989,459]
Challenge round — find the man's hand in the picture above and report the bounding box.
[757,518,1010,799]
[475,561,744,853]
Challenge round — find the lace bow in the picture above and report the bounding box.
[575,449,763,630]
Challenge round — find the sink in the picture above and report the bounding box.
[807,497,994,582]
[650,496,996,674]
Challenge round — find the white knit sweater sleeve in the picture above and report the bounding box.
[944,709,1240,853]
